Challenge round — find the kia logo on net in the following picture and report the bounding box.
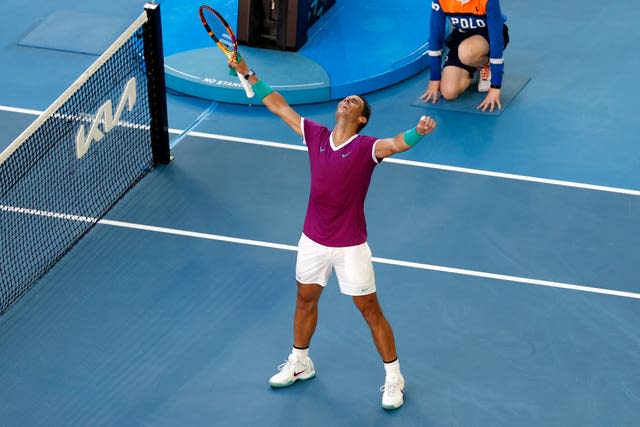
[76,77,137,159]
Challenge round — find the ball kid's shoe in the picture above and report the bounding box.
[478,63,491,92]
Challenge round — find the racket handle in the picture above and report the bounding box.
[236,71,255,98]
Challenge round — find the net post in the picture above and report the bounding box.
[144,2,171,165]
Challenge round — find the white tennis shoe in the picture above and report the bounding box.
[381,374,405,410]
[269,353,316,387]
[478,63,491,92]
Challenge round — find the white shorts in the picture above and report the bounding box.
[295,233,376,296]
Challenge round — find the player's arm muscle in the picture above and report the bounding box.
[261,91,303,136]
[374,135,411,159]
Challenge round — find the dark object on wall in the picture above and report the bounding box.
[237,0,336,51]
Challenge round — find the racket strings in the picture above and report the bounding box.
[198,5,254,97]
[219,33,235,51]
[201,10,236,52]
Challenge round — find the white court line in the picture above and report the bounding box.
[3,104,640,197]
[3,203,639,300]
[99,218,299,252]
[173,128,640,197]
[1,204,95,222]
[97,218,640,300]
[164,65,200,80]
[176,129,308,151]
[0,105,43,116]
[162,66,324,88]
[270,82,326,88]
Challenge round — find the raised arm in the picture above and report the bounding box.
[229,56,303,136]
[375,115,437,159]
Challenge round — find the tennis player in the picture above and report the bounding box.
[229,58,436,410]
[421,0,509,112]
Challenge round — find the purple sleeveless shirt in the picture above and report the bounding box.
[301,118,381,247]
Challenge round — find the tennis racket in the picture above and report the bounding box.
[198,4,254,98]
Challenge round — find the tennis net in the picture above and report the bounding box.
[0,3,170,315]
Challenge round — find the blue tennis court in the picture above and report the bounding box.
[1,0,639,426]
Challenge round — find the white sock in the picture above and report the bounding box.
[292,347,309,363]
[384,359,401,377]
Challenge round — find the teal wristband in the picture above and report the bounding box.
[403,127,424,146]
[252,79,274,100]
